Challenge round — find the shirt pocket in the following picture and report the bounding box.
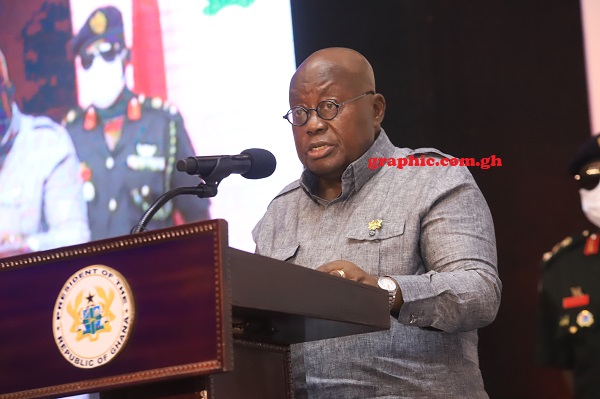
[344,220,405,275]
[269,244,300,262]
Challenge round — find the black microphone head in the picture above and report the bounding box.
[240,148,276,179]
[177,157,202,174]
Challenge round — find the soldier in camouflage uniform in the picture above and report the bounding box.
[537,134,600,399]
[63,6,210,241]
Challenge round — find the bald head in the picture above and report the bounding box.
[286,48,386,197]
[290,48,375,100]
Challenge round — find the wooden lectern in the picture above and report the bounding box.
[0,220,389,399]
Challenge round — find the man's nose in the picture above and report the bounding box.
[304,109,326,135]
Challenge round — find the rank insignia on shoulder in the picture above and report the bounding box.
[542,232,587,264]
[151,97,163,109]
[541,238,570,263]
[561,236,573,247]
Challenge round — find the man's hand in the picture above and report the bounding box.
[316,260,378,287]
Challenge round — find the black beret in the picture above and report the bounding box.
[71,6,125,56]
[569,134,600,176]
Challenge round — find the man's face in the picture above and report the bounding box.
[578,160,600,228]
[289,64,380,181]
[76,40,127,109]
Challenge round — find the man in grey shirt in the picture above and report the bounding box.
[253,47,501,398]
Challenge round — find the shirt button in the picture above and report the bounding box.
[409,315,418,324]
[82,181,95,201]
[108,198,118,212]
[106,157,115,169]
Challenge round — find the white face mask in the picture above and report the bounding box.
[78,53,126,109]
[580,182,600,227]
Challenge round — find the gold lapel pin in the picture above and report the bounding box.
[368,219,383,236]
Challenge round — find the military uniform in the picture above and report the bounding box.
[65,6,209,241]
[537,231,600,399]
[536,133,600,398]
[63,91,210,241]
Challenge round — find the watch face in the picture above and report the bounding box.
[378,277,396,291]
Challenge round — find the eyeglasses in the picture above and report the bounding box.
[80,42,120,70]
[283,91,375,126]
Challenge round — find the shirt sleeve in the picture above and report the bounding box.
[394,166,501,332]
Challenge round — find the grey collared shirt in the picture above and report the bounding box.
[0,104,89,254]
[253,129,501,398]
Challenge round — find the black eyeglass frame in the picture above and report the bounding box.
[282,91,375,126]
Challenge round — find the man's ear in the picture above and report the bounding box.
[373,93,386,129]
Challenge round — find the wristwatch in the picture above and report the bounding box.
[377,276,398,309]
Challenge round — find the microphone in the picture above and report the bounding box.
[176,148,276,180]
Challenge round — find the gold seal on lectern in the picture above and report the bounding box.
[52,265,135,369]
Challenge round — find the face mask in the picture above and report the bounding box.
[580,183,600,228]
[78,53,126,109]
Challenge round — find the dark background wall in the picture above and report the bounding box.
[290,1,591,398]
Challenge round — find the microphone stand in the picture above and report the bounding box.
[130,157,236,234]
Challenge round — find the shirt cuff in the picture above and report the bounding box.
[393,273,437,327]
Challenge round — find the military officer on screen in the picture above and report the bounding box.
[63,6,210,241]
[537,134,600,399]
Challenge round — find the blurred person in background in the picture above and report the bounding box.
[0,47,89,258]
[537,133,600,399]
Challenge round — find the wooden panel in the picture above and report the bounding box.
[0,220,232,399]
[211,340,293,399]
[229,248,390,344]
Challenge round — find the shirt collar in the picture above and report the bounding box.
[300,128,396,203]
